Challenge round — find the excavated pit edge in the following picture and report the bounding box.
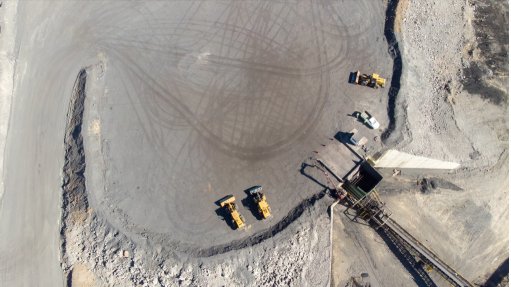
[193,191,326,257]
[381,0,404,145]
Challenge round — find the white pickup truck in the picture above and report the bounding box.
[355,111,380,129]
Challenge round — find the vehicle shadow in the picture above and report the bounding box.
[241,187,263,220]
[215,197,238,230]
[215,206,237,230]
[334,131,353,144]
[351,111,373,128]
[334,131,364,161]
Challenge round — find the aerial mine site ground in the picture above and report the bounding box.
[0,0,508,286]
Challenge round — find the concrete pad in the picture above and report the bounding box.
[375,149,461,169]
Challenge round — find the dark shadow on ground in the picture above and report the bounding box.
[215,206,237,230]
[196,191,328,257]
[241,187,263,220]
[375,227,436,287]
[334,131,354,144]
[382,0,403,142]
[334,131,364,162]
[300,162,329,190]
[483,258,509,287]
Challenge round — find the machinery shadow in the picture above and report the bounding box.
[241,187,263,220]
[334,131,353,144]
[300,162,329,190]
[215,207,237,230]
[484,258,509,287]
[375,227,436,287]
[334,131,364,161]
[348,111,358,118]
[349,111,374,129]
[214,198,238,230]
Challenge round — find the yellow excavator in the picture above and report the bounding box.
[219,195,245,229]
[249,186,271,219]
[349,71,386,88]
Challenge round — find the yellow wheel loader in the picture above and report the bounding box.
[219,195,245,229]
[248,186,271,219]
[349,71,386,88]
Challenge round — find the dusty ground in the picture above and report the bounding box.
[85,0,390,250]
[376,0,509,284]
[0,0,16,202]
[329,0,508,285]
[0,0,507,286]
[0,0,389,286]
[330,204,418,287]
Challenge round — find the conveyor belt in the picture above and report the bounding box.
[383,218,473,287]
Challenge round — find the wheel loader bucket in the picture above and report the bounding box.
[248,185,263,195]
[372,73,386,87]
[219,195,236,207]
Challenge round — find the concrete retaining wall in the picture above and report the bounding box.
[374,149,460,169]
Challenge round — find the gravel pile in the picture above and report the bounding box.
[397,0,472,160]
[62,203,331,286]
[380,0,508,283]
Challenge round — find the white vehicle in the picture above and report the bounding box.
[356,111,380,129]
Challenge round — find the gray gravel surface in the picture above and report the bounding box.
[2,0,505,285]
[0,0,391,286]
[86,0,391,250]
[380,0,508,284]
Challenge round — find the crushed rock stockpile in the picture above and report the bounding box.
[60,69,89,279]
[378,0,508,284]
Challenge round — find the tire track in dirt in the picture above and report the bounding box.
[65,1,336,255]
[59,77,327,255]
[82,0,391,253]
[106,46,328,160]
